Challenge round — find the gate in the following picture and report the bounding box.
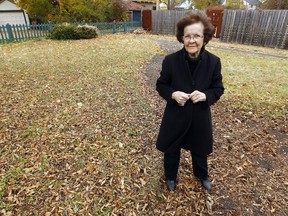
[142,10,152,31]
[206,6,224,38]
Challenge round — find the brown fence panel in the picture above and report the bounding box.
[220,10,288,49]
[142,10,152,31]
[206,6,224,38]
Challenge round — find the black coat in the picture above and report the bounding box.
[156,47,224,155]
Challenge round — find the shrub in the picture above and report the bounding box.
[133,28,147,35]
[76,24,100,39]
[50,23,100,40]
[50,24,79,40]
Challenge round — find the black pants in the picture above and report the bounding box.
[164,148,208,181]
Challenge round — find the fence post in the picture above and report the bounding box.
[113,21,116,33]
[124,22,127,33]
[6,24,14,42]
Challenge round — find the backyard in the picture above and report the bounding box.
[0,34,287,215]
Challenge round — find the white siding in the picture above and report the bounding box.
[0,0,30,25]
[0,12,29,25]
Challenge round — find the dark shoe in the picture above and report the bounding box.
[166,180,176,191]
[201,179,212,191]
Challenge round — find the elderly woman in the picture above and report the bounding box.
[156,11,224,191]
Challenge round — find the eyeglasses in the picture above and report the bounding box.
[183,34,204,41]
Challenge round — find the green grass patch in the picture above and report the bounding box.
[207,47,288,118]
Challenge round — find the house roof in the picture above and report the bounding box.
[127,1,146,10]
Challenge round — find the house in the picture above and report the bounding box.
[0,0,30,26]
[174,0,192,10]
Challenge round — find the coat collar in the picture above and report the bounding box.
[181,46,206,62]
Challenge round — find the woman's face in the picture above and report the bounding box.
[183,22,204,57]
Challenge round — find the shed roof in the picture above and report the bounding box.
[127,1,146,10]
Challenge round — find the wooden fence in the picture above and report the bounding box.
[220,10,288,49]
[0,24,54,43]
[152,10,206,35]
[152,10,185,35]
[0,21,141,43]
[151,10,288,49]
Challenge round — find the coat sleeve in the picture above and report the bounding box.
[156,56,177,104]
[203,59,224,106]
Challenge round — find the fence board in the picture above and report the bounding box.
[0,26,7,42]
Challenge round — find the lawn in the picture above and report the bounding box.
[210,46,288,118]
[0,34,287,215]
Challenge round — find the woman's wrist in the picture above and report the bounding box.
[171,91,177,99]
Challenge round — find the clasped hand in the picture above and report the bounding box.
[172,90,206,106]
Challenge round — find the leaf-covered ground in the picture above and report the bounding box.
[0,34,287,215]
